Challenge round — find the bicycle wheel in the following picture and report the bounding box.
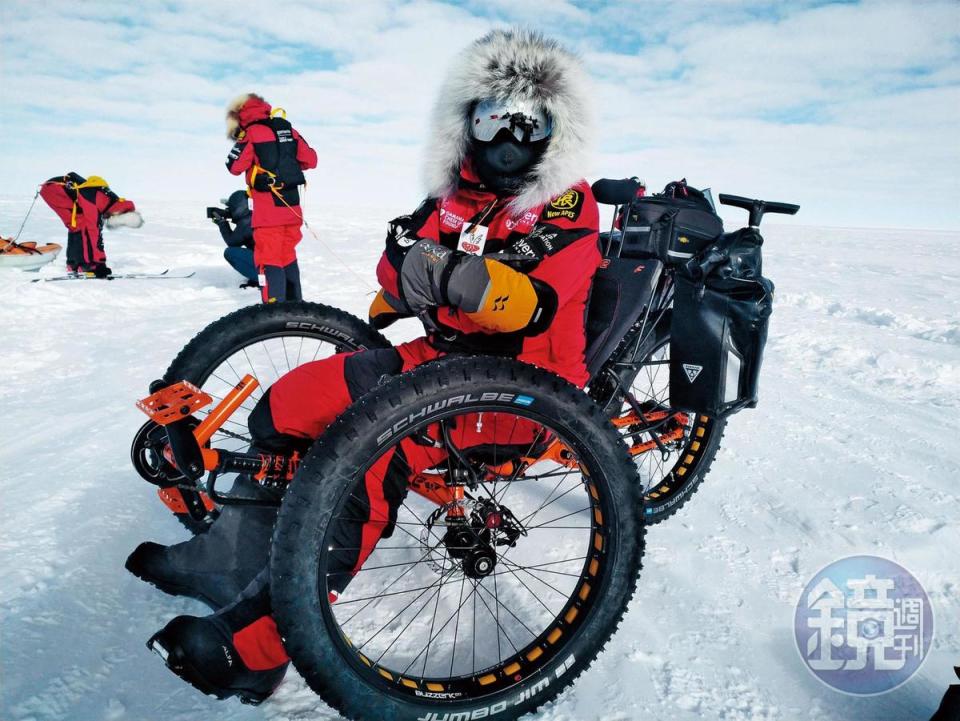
[271,356,643,721]
[592,315,726,524]
[147,302,390,532]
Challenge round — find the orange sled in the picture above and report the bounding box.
[0,238,62,271]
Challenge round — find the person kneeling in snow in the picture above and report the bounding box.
[224,94,318,303]
[211,190,258,288]
[39,172,141,277]
[127,29,598,703]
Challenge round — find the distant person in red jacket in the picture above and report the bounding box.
[39,173,141,277]
[224,94,318,302]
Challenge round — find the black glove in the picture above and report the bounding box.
[206,206,227,222]
[383,216,424,277]
[252,173,278,192]
[382,199,437,273]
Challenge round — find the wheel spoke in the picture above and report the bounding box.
[315,407,602,687]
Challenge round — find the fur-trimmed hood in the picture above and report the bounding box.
[424,28,593,213]
[225,93,271,139]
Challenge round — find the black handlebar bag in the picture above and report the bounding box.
[669,273,774,418]
[620,194,723,264]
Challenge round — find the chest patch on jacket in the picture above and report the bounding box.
[457,223,488,255]
[543,188,583,221]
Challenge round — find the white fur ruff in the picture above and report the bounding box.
[105,210,144,230]
[225,93,255,139]
[424,28,594,213]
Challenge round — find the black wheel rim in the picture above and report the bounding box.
[615,336,717,503]
[317,407,613,701]
[190,331,351,453]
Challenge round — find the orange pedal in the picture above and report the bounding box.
[157,487,216,514]
[157,486,189,513]
[137,381,212,425]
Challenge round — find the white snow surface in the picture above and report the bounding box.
[1,197,958,721]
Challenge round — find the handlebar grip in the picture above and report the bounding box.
[718,194,754,211]
[763,201,800,216]
[719,194,800,227]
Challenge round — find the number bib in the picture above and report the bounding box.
[457,222,488,255]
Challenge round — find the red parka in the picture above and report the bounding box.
[39,173,135,266]
[374,163,600,387]
[225,97,318,228]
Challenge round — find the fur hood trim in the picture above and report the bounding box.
[424,28,593,213]
[225,93,270,139]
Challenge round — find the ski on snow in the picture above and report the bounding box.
[31,269,195,282]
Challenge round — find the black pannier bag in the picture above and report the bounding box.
[669,229,774,418]
[619,180,724,264]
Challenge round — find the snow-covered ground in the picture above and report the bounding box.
[1,196,958,721]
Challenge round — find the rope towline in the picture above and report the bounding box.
[249,165,374,292]
[2,188,41,252]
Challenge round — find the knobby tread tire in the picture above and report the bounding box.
[163,301,390,385]
[643,423,725,524]
[271,356,645,721]
[159,302,389,534]
[597,314,727,525]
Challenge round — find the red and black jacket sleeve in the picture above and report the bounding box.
[375,197,440,299]
[226,131,257,176]
[293,128,318,171]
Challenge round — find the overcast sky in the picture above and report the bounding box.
[1,0,958,229]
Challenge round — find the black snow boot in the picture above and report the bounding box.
[148,569,287,705]
[126,474,277,609]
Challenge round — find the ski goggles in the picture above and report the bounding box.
[470,98,553,143]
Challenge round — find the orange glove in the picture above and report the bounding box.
[368,288,410,329]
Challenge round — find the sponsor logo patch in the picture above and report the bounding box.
[440,207,465,229]
[682,363,703,383]
[505,210,540,231]
[543,189,582,221]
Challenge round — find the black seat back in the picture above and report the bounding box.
[584,257,663,377]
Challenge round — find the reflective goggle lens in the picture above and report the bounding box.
[470,98,552,143]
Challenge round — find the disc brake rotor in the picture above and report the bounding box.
[420,499,475,575]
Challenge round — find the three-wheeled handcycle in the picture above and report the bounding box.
[130,180,797,720]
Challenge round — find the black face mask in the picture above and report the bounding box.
[471,133,547,193]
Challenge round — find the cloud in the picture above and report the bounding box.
[0,0,957,229]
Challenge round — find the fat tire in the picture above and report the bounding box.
[597,317,726,525]
[160,302,390,534]
[271,356,645,721]
[164,301,390,385]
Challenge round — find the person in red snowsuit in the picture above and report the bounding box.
[224,94,318,302]
[39,173,138,276]
[132,29,598,703]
